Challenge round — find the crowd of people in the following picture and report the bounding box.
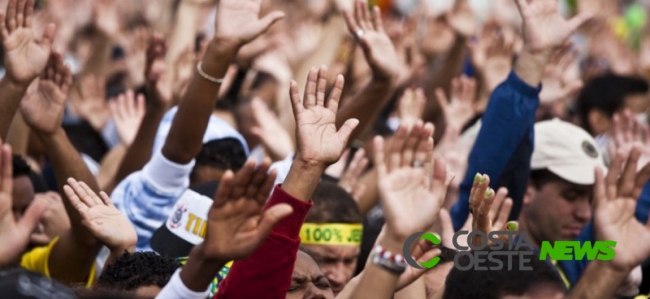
[3,0,650,298]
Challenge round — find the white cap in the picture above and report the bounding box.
[152,106,249,156]
[531,119,607,185]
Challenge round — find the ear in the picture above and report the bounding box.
[587,110,612,136]
[524,181,536,206]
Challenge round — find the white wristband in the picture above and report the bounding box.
[196,61,224,84]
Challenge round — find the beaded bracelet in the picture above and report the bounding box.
[196,61,224,84]
[370,244,407,275]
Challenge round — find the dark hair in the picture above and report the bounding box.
[193,138,247,172]
[576,73,649,134]
[305,181,363,224]
[529,169,563,190]
[76,288,142,299]
[443,250,565,299]
[438,246,459,265]
[97,252,180,291]
[13,155,31,178]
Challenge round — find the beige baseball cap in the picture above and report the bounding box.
[531,119,607,185]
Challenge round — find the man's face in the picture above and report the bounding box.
[301,244,359,296]
[287,251,334,299]
[525,177,592,245]
[13,176,34,220]
[134,285,162,298]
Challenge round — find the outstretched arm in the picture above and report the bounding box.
[21,53,101,285]
[0,0,55,139]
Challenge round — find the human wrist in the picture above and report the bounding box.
[1,76,30,92]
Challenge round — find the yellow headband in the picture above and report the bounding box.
[300,223,363,246]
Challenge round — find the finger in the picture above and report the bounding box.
[15,0,25,29]
[62,185,89,215]
[619,146,642,197]
[256,169,277,204]
[0,14,7,40]
[489,187,508,221]
[136,94,146,117]
[213,170,234,207]
[430,158,448,196]
[343,9,360,35]
[249,11,285,42]
[592,167,606,211]
[388,124,409,171]
[79,181,103,206]
[23,0,33,28]
[372,6,385,33]
[99,191,114,207]
[351,183,366,202]
[606,150,626,200]
[244,158,271,199]
[468,173,480,213]
[0,144,12,197]
[498,221,518,245]
[476,188,495,231]
[316,65,328,107]
[16,195,47,238]
[438,208,455,247]
[39,23,56,50]
[493,198,513,230]
[304,67,318,108]
[634,162,650,199]
[567,12,593,34]
[336,118,360,145]
[435,88,448,110]
[6,0,16,33]
[289,80,304,118]
[373,136,387,177]
[354,0,366,30]
[360,1,372,30]
[349,149,369,182]
[414,123,435,168]
[60,65,73,95]
[231,159,257,199]
[255,203,293,242]
[326,74,345,114]
[402,120,424,166]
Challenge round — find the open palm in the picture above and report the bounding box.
[0,0,55,85]
[214,0,285,47]
[21,53,71,135]
[515,0,591,52]
[63,178,136,251]
[594,147,650,272]
[343,0,399,81]
[291,66,359,166]
[202,159,292,261]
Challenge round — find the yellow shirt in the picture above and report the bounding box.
[20,237,97,287]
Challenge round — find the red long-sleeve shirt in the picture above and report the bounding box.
[215,185,312,299]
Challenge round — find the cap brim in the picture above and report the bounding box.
[151,224,195,258]
[547,164,606,185]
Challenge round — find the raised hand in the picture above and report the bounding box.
[200,158,292,261]
[593,146,650,272]
[540,45,583,105]
[213,0,285,48]
[374,121,448,242]
[609,110,650,170]
[145,35,173,108]
[62,178,136,252]
[337,148,369,202]
[436,75,478,130]
[109,90,146,147]
[0,142,47,265]
[0,0,56,86]
[21,52,72,135]
[468,23,515,94]
[515,0,591,53]
[446,0,477,37]
[124,27,150,87]
[71,75,110,132]
[249,98,294,161]
[397,88,426,130]
[343,0,399,82]
[466,174,515,247]
[30,192,70,246]
[290,66,359,166]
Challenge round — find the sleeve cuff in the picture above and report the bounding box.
[141,151,195,195]
[155,269,210,299]
[506,71,542,98]
[264,185,313,238]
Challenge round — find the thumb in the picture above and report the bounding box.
[336,118,360,144]
[567,12,593,33]
[40,23,56,50]
[249,11,285,43]
[256,204,293,240]
[17,196,47,237]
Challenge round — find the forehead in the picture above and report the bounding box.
[539,178,592,194]
[301,244,360,258]
[294,252,325,276]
